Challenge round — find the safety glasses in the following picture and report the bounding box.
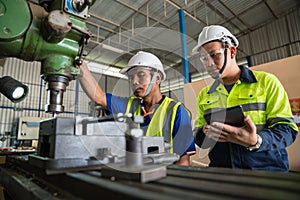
[199,48,225,64]
[127,67,153,84]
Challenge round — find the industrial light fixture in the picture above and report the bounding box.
[0,76,29,103]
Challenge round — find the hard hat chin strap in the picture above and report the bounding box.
[212,46,228,80]
[208,45,229,93]
[142,72,158,97]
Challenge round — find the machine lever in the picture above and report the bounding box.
[75,36,86,66]
[75,33,90,66]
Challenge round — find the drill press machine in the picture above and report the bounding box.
[0,0,94,113]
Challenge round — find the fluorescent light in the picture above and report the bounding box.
[86,61,127,79]
[101,44,125,54]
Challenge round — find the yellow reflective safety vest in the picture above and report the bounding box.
[125,96,183,153]
[194,69,298,132]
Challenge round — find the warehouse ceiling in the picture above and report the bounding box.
[83,0,300,80]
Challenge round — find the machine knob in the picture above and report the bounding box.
[74,58,83,66]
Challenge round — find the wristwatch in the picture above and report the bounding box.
[247,134,262,151]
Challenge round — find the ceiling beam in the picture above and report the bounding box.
[217,0,253,32]
[263,0,278,19]
[116,0,171,28]
[166,0,206,25]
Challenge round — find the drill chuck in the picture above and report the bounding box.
[44,75,69,113]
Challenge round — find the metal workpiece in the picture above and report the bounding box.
[34,117,126,164]
[25,115,175,183]
[30,116,173,172]
[125,115,144,169]
[125,134,143,169]
[100,114,169,183]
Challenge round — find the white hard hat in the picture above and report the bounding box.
[120,51,166,81]
[192,25,239,52]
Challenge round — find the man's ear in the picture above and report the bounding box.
[156,73,162,84]
[230,46,236,58]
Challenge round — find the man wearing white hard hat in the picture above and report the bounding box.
[78,51,195,165]
[193,25,298,171]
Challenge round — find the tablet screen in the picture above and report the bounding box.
[204,105,245,127]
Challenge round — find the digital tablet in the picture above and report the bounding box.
[204,105,245,127]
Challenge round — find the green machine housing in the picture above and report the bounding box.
[0,0,94,113]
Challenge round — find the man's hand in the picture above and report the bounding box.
[76,60,107,108]
[176,154,190,166]
[202,115,258,147]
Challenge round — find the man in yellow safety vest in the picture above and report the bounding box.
[78,51,195,165]
[193,25,298,171]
